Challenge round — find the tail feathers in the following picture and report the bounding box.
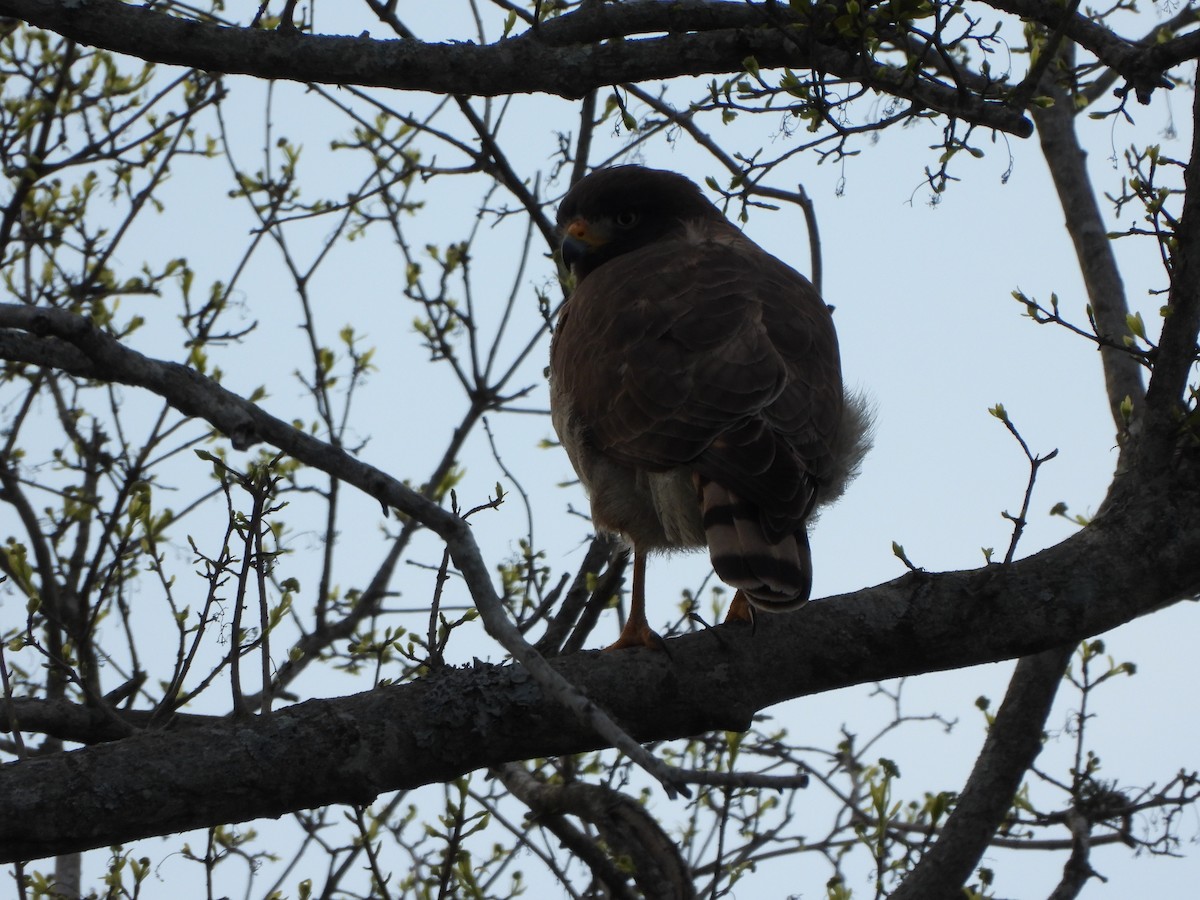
[698,478,812,611]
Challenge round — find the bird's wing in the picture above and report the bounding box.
[551,231,843,534]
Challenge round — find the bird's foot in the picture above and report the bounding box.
[722,591,757,633]
[602,550,670,653]
[603,620,670,653]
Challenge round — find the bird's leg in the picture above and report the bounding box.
[605,549,668,652]
[723,590,756,631]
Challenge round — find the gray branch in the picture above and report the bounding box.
[890,647,1075,900]
[0,297,1198,861]
[1033,78,1146,436]
[0,427,1196,860]
[987,0,1191,102]
[0,0,1034,135]
[0,500,1197,862]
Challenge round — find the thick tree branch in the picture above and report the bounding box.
[0,305,689,799]
[0,0,1034,135]
[1,304,1198,862]
[0,697,211,745]
[1046,809,1101,900]
[0,484,1197,863]
[1033,51,1146,438]
[890,646,1075,900]
[0,409,1197,861]
[890,50,1161,898]
[495,764,695,900]
[987,0,1190,102]
[1142,83,1200,458]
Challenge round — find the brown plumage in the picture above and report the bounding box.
[549,166,869,650]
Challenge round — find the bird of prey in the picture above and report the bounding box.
[549,165,869,650]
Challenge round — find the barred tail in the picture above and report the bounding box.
[697,478,812,611]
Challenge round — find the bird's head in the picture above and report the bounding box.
[557,165,725,281]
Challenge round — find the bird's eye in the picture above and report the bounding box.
[614,211,640,228]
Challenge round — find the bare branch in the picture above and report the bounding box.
[988,0,1183,102]
[0,0,1034,135]
[1032,50,1147,437]
[890,647,1075,900]
[1140,84,1200,459]
[0,445,1198,859]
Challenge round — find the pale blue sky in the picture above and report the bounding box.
[2,3,1196,896]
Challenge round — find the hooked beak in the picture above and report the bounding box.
[560,217,609,272]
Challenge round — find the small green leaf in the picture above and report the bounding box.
[1125,311,1146,340]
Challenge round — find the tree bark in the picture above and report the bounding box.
[889,647,1074,900]
[1033,75,1146,435]
[1,450,1197,862]
[2,295,1200,862]
[0,0,1035,136]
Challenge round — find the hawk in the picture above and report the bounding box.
[549,166,869,650]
